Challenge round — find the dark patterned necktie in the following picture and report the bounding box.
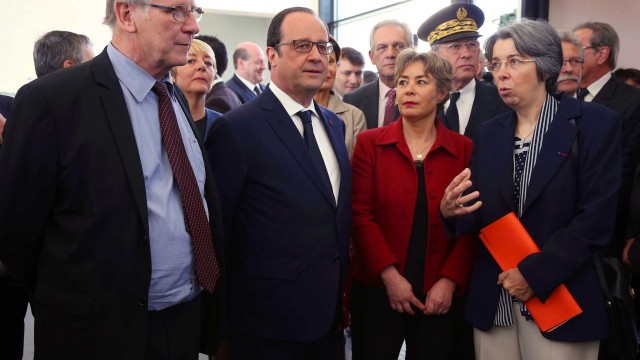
[576,88,589,101]
[152,81,219,293]
[446,91,461,132]
[383,89,396,126]
[254,85,262,96]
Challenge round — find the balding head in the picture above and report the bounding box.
[233,42,267,84]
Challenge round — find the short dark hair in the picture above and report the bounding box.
[614,68,640,86]
[266,7,321,70]
[329,35,341,61]
[340,47,365,67]
[232,48,249,70]
[196,35,228,77]
[33,30,92,77]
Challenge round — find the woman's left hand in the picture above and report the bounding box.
[424,277,456,315]
[497,268,534,302]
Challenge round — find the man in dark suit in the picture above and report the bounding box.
[226,42,267,104]
[573,22,640,255]
[0,1,225,359]
[343,19,413,129]
[417,3,510,139]
[198,34,243,113]
[208,7,351,359]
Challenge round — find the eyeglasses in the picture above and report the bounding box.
[374,43,407,55]
[148,4,204,23]
[487,58,536,73]
[433,40,480,54]
[275,40,334,55]
[582,46,598,51]
[562,57,584,67]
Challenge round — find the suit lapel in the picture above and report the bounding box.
[93,51,150,236]
[466,81,489,137]
[316,104,351,210]
[260,90,337,208]
[522,99,580,214]
[364,82,380,129]
[493,115,517,207]
[591,77,616,106]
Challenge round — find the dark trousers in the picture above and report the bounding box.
[349,280,473,360]
[146,293,204,360]
[230,326,340,360]
[0,276,29,360]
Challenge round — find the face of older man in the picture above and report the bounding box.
[238,44,267,84]
[369,25,409,87]
[129,0,200,78]
[556,41,582,95]
[267,11,329,106]
[434,37,480,91]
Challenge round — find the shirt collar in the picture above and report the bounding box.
[378,79,393,100]
[107,43,173,101]
[457,78,476,102]
[236,73,258,89]
[586,72,612,98]
[269,82,319,118]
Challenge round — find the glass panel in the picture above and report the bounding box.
[337,0,405,20]
[474,0,521,51]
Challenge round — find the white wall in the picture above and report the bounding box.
[549,0,640,70]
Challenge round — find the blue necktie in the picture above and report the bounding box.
[297,110,333,197]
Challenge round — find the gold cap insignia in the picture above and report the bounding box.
[457,7,468,21]
[427,7,479,45]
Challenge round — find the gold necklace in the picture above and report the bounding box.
[411,131,437,160]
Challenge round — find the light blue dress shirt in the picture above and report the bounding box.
[107,44,207,310]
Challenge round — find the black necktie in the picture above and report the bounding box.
[576,88,589,101]
[152,81,219,293]
[254,85,262,96]
[445,92,461,132]
[297,110,333,196]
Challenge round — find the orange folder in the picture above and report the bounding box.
[479,212,582,332]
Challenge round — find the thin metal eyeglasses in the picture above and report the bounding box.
[275,40,334,55]
[148,4,204,23]
[562,57,584,67]
[487,58,536,73]
[433,40,480,54]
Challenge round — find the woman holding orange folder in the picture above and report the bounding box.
[440,19,622,359]
[349,50,476,359]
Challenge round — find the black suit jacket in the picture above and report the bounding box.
[438,80,511,139]
[343,81,399,129]
[205,81,242,114]
[0,95,12,151]
[225,74,265,105]
[0,49,225,359]
[592,77,640,253]
[208,86,351,341]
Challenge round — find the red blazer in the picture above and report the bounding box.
[351,118,476,296]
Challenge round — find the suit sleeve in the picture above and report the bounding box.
[519,110,623,301]
[0,83,58,296]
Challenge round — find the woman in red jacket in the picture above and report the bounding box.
[349,49,476,359]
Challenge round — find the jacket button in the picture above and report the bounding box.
[137,297,147,306]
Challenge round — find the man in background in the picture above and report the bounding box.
[226,41,267,104]
[198,34,242,113]
[344,19,413,129]
[418,3,509,139]
[556,30,584,96]
[334,47,365,98]
[33,30,94,77]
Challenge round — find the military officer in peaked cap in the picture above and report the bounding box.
[418,4,509,139]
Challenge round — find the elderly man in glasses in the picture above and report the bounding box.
[555,31,584,96]
[0,1,225,359]
[207,6,351,359]
[418,3,510,139]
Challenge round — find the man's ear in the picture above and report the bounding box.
[266,47,278,71]
[63,60,76,68]
[115,1,137,33]
[596,46,611,66]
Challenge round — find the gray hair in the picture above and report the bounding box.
[104,0,150,29]
[557,30,584,59]
[573,21,619,69]
[369,20,413,50]
[33,31,92,77]
[485,18,562,93]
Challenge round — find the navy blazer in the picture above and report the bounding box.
[205,81,242,114]
[0,49,226,357]
[225,74,265,105]
[208,86,352,341]
[455,93,622,342]
[343,80,399,129]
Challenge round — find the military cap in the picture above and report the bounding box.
[417,3,485,45]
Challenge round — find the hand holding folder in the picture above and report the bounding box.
[479,212,582,332]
